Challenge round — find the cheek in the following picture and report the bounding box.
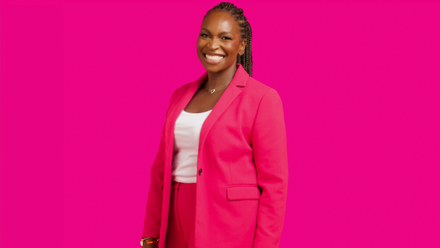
[224,49,238,58]
[197,39,206,49]
[226,43,240,55]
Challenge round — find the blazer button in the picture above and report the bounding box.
[198,168,203,175]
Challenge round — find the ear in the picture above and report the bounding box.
[239,39,247,56]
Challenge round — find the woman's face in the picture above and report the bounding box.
[197,10,246,73]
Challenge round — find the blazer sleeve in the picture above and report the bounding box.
[141,87,180,238]
[251,89,289,248]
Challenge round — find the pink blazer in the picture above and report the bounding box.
[142,63,288,248]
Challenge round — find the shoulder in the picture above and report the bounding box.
[171,75,283,106]
[171,81,192,97]
[169,81,189,98]
[242,77,283,106]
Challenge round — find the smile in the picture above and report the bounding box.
[203,53,226,64]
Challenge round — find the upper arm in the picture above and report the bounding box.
[166,87,181,115]
[251,88,288,169]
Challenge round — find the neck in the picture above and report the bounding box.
[204,63,238,90]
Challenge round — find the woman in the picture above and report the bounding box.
[141,2,288,248]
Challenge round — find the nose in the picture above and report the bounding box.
[207,37,220,50]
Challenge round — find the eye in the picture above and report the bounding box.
[222,36,232,40]
[200,33,208,38]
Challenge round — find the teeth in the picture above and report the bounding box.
[205,54,225,60]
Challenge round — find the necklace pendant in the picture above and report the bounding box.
[210,89,215,94]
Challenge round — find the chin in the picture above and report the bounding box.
[203,66,223,74]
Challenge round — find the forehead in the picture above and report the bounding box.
[201,10,239,33]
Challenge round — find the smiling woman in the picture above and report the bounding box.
[141,2,288,248]
[197,3,253,78]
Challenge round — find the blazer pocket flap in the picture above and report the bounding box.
[227,186,261,200]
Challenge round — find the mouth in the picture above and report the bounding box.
[203,53,226,65]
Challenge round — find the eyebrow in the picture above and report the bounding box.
[201,28,232,35]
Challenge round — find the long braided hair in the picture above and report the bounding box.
[203,2,253,77]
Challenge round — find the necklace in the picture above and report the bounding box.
[205,79,232,94]
[204,67,237,94]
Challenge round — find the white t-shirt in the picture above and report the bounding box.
[171,109,212,183]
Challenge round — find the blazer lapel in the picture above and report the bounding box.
[198,64,249,153]
[165,63,250,160]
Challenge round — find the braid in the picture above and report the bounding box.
[203,2,253,77]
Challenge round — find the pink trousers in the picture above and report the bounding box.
[165,181,196,248]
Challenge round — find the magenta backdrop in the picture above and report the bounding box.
[1,0,439,248]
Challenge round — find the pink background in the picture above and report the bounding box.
[1,0,439,247]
